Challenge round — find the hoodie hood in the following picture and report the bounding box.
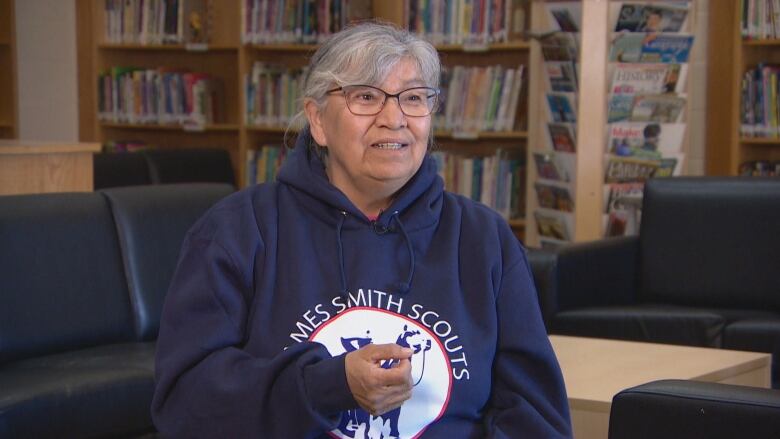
[276,127,443,231]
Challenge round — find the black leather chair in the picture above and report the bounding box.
[93,148,236,189]
[529,177,780,386]
[609,380,780,439]
[0,183,233,438]
[143,148,235,185]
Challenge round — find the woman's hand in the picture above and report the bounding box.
[345,343,414,416]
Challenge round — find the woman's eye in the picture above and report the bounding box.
[359,94,374,101]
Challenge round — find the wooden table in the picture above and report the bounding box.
[550,335,771,439]
[0,140,101,195]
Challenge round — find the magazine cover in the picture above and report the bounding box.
[533,151,574,182]
[545,61,578,92]
[603,182,645,214]
[534,210,573,241]
[610,33,694,63]
[541,33,580,62]
[545,1,582,32]
[607,122,685,158]
[535,181,575,211]
[610,63,686,95]
[614,3,689,33]
[630,94,686,123]
[546,93,577,123]
[547,122,577,152]
[604,155,659,183]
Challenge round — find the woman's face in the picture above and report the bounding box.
[306,58,432,200]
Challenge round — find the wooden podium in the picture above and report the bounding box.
[0,140,101,195]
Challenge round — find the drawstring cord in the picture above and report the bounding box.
[391,211,415,294]
[336,211,348,294]
[334,210,415,295]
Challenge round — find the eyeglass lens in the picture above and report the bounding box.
[342,85,438,116]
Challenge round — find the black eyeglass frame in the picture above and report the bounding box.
[326,84,441,117]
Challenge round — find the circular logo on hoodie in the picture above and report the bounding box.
[310,307,452,439]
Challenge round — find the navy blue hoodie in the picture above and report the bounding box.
[152,130,572,438]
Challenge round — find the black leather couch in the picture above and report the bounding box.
[529,177,780,386]
[609,379,780,439]
[0,183,233,438]
[93,148,236,189]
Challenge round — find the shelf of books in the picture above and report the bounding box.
[0,0,17,139]
[602,0,694,237]
[79,0,534,237]
[707,0,780,177]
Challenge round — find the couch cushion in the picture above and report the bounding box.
[102,183,234,340]
[639,177,780,309]
[143,148,235,185]
[0,342,155,438]
[0,193,134,364]
[552,305,725,347]
[93,152,152,189]
[724,318,780,388]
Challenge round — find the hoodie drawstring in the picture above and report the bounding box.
[334,211,416,296]
[391,211,415,294]
[336,211,348,294]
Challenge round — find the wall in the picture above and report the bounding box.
[15,0,78,141]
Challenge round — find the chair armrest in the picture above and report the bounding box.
[609,379,780,439]
[528,236,639,318]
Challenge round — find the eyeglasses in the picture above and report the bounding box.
[326,85,440,117]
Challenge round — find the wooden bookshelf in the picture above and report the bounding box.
[707,0,780,175]
[77,0,534,238]
[0,0,18,139]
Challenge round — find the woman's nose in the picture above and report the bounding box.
[375,96,407,128]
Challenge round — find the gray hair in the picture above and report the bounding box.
[288,21,440,136]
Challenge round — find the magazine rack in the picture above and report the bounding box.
[525,0,696,247]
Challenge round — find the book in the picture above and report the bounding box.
[533,151,575,182]
[610,33,694,63]
[182,0,211,43]
[540,32,579,62]
[607,122,685,159]
[547,123,577,152]
[614,3,689,33]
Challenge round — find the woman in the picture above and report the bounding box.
[152,22,572,438]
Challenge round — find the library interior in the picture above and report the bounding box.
[1,1,779,438]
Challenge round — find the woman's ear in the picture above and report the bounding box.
[304,98,328,147]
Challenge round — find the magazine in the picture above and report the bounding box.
[545,1,582,32]
[610,33,694,63]
[540,33,579,62]
[535,181,575,212]
[610,63,687,95]
[604,155,659,183]
[534,210,573,241]
[533,151,575,182]
[603,182,645,214]
[547,123,577,152]
[614,3,689,33]
[545,61,578,92]
[607,122,686,158]
[629,94,686,123]
[546,93,577,123]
